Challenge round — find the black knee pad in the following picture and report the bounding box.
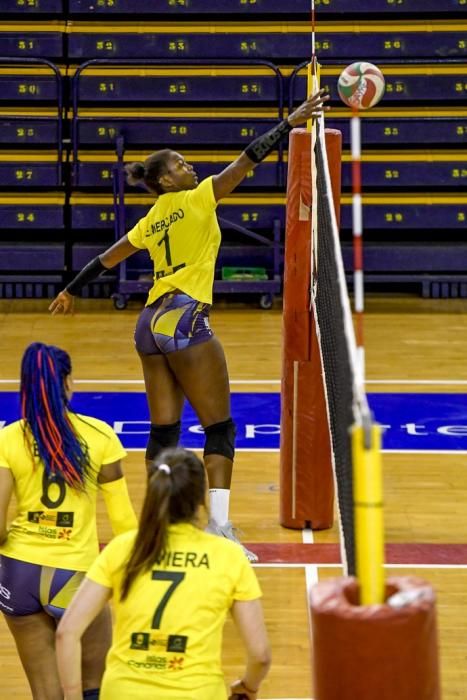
[83,690,99,700]
[146,421,181,461]
[203,418,236,461]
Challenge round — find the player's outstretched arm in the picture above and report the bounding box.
[49,235,139,315]
[212,88,329,202]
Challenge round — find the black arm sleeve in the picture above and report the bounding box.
[65,256,108,296]
[243,119,293,164]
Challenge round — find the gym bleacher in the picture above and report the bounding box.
[0,0,466,303]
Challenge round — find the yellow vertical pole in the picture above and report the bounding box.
[307,62,313,132]
[352,423,385,605]
[306,58,321,133]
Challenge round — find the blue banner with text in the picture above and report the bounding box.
[1,392,467,452]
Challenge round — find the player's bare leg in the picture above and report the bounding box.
[5,612,63,700]
[81,605,112,693]
[167,337,258,562]
[138,352,185,472]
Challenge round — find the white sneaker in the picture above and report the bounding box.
[206,519,259,563]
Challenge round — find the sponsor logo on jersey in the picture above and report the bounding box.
[168,656,184,671]
[128,657,167,670]
[167,635,188,653]
[28,511,74,528]
[130,632,150,650]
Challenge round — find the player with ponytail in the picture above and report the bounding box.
[0,342,137,700]
[57,448,271,700]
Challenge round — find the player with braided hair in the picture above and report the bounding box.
[0,342,137,700]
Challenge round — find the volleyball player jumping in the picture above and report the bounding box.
[49,88,329,562]
[0,342,137,700]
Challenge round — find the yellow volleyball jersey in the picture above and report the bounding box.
[0,414,126,571]
[87,523,262,700]
[127,176,221,306]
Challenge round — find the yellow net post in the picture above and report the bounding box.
[352,422,385,605]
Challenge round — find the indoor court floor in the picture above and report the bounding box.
[1,294,467,699]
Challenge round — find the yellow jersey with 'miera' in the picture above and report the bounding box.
[0,414,126,571]
[87,523,261,700]
[127,176,220,306]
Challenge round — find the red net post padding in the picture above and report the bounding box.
[310,576,441,700]
[280,128,342,529]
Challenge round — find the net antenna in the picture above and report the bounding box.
[351,106,366,394]
[308,0,319,304]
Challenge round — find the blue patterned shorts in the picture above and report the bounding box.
[134,292,213,355]
[0,554,84,618]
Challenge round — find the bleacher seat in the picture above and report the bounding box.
[0,22,65,59]
[70,193,286,232]
[66,21,467,61]
[0,63,62,103]
[74,108,280,148]
[339,194,467,232]
[0,107,60,146]
[72,63,283,105]
[340,150,467,190]
[0,151,62,188]
[289,63,467,105]
[0,193,64,229]
[3,0,63,14]
[341,244,467,299]
[326,107,467,147]
[67,0,459,17]
[74,150,281,189]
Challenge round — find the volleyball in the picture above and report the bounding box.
[337,62,385,110]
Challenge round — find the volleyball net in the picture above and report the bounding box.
[281,63,385,604]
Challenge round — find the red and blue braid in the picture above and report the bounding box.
[20,342,92,489]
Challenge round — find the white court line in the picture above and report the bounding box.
[125,448,281,453]
[302,528,318,657]
[0,379,281,385]
[253,563,467,570]
[1,378,467,385]
[124,448,467,455]
[383,449,467,455]
[366,379,467,385]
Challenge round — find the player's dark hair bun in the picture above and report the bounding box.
[125,161,145,186]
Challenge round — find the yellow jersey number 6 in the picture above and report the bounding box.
[41,472,67,509]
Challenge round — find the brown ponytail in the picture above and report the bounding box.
[120,448,206,600]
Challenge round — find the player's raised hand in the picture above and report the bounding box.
[49,289,74,315]
[287,87,330,128]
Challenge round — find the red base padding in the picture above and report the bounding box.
[310,576,441,700]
